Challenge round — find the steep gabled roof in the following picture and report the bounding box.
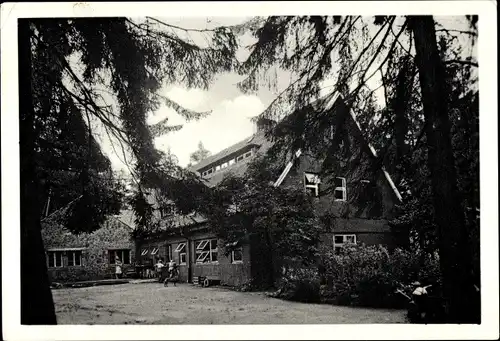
[273,94,402,202]
[112,209,137,230]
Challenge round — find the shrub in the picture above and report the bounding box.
[272,266,321,303]
[318,244,441,308]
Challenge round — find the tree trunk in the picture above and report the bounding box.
[19,19,58,324]
[409,15,479,323]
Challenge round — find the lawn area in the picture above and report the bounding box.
[53,283,408,324]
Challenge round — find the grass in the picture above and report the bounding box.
[53,282,408,324]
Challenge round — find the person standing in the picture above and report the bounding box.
[168,259,176,276]
[155,259,165,282]
[115,256,123,279]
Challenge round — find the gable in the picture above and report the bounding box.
[272,94,402,218]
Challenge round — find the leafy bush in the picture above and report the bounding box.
[317,244,441,308]
[271,267,321,303]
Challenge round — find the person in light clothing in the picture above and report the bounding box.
[168,259,176,275]
[115,257,123,279]
[155,259,165,281]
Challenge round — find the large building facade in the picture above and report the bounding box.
[135,95,407,287]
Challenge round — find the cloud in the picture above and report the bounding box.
[154,93,265,167]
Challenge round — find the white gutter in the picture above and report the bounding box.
[273,149,302,187]
[271,94,403,203]
[348,108,403,202]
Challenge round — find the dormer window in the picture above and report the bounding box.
[202,168,214,177]
[334,177,347,201]
[304,172,321,197]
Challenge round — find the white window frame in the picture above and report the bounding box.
[244,151,252,158]
[141,248,149,256]
[47,251,64,268]
[174,243,187,265]
[215,165,221,171]
[236,155,244,162]
[196,240,209,250]
[221,161,229,169]
[228,159,235,166]
[174,243,186,253]
[231,247,243,263]
[195,239,218,264]
[334,177,347,201]
[304,172,321,197]
[196,251,210,263]
[67,250,82,267]
[109,249,131,264]
[333,234,357,252]
[179,252,187,264]
[151,247,159,255]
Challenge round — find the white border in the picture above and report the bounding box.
[1,1,498,340]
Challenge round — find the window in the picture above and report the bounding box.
[67,250,82,267]
[244,151,252,158]
[221,162,228,169]
[333,234,356,254]
[47,251,64,268]
[304,172,321,197]
[141,248,149,256]
[231,247,243,263]
[109,249,131,264]
[236,155,244,162]
[151,247,159,255]
[334,177,347,201]
[160,206,173,218]
[195,239,218,263]
[174,243,186,264]
[215,165,221,171]
[228,159,235,166]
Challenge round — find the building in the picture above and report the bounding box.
[41,210,136,283]
[135,95,406,287]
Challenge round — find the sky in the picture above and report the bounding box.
[101,17,289,171]
[98,16,477,173]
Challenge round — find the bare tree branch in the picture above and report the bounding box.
[444,59,478,68]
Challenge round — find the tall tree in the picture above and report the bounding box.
[408,15,478,323]
[234,15,479,322]
[19,17,240,324]
[189,141,212,165]
[206,155,322,288]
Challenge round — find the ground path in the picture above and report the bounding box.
[53,283,408,324]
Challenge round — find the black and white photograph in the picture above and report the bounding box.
[1,1,498,340]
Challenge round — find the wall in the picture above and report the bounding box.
[279,102,404,251]
[136,227,252,286]
[41,218,135,282]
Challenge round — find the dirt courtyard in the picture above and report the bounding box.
[53,282,408,324]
